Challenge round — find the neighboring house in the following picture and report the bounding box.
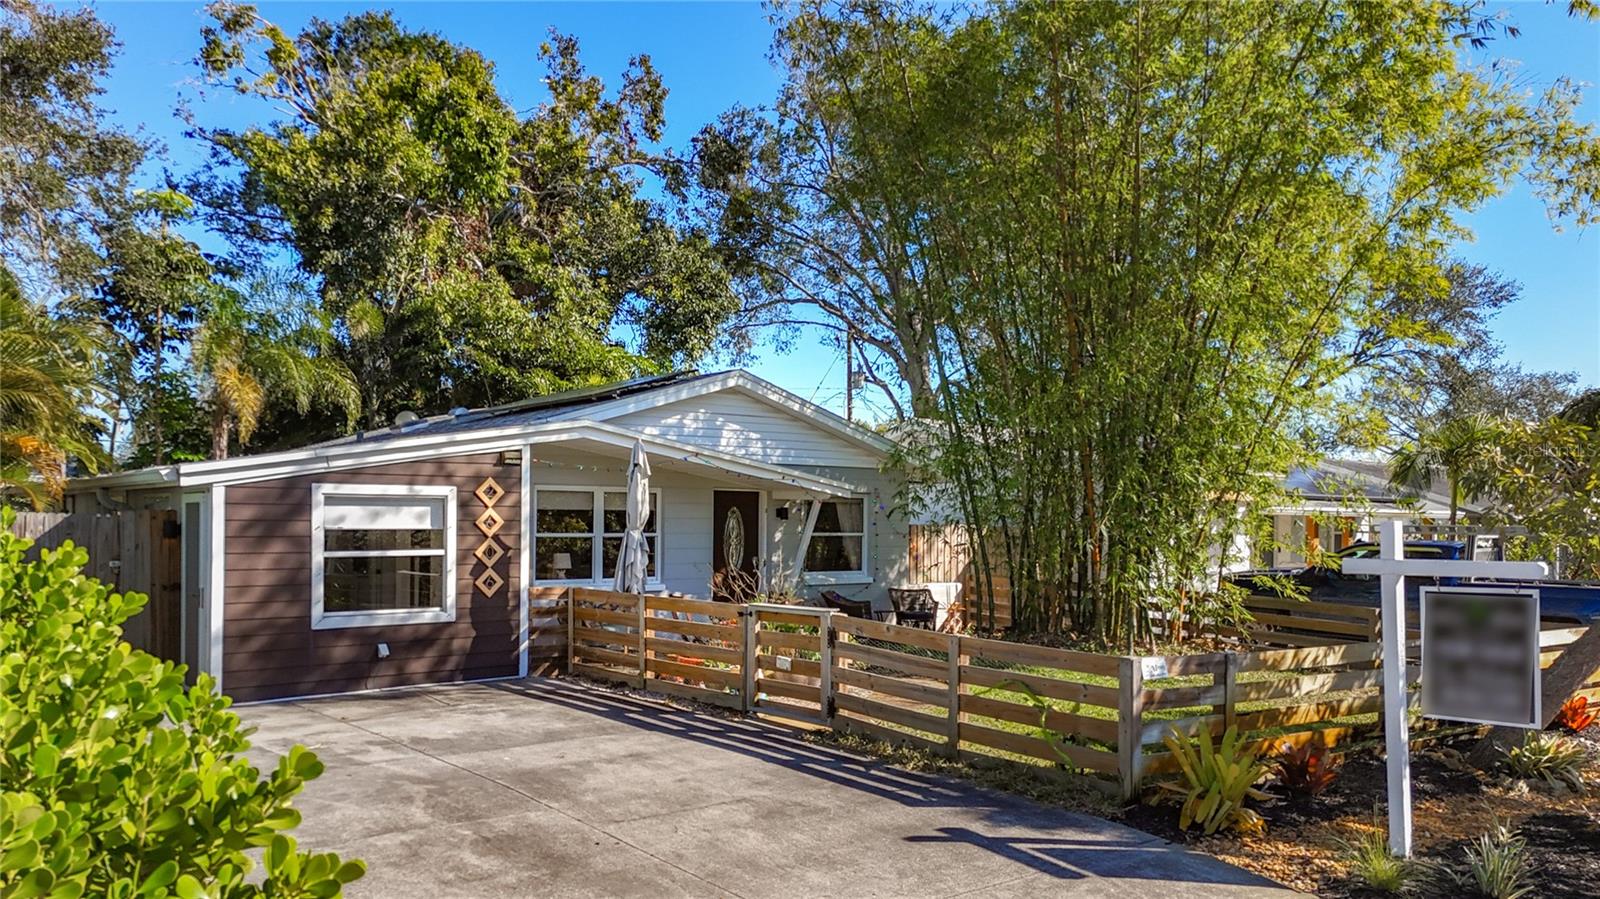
[64,370,907,702]
[1257,458,1485,568]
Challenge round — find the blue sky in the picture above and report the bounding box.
[84,0,1599,419]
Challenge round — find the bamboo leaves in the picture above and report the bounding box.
[743,0,1598,644]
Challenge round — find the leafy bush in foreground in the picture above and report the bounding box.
[0,512,363,897]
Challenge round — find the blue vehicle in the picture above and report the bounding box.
[1226,540,1600,625]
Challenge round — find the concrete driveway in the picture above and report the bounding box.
[242,678,1294,898]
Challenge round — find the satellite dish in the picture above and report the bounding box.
[393,410,420,428]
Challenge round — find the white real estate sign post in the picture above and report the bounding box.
[1341,520,1547,858]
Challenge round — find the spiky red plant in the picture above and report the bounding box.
[1552,696,1598,734]
[1273,742,1343,796]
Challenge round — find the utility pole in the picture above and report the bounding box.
[845,331,854,422]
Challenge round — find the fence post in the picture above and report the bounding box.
[1221,651,1239,732]
[1117,656,1145,802]
[945,634,962,757]
[819,611,835,729]
[740,607,757,714]
[568,588,578,674]
[636,593,648,684]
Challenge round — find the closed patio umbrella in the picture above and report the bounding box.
[613,438,652,594]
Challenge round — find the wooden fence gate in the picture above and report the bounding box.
[744,603,832,728]
[7,510,182,663]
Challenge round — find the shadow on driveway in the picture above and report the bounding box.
[476,677,1285,891]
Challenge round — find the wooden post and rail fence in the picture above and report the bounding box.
[557,586,1600,800]
[10,508,1596,799]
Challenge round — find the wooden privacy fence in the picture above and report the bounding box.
[7,510,181,662]
[559,587,1600,800]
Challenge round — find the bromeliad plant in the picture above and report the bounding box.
[1551,696,1598,733]
[1273,742,1343,796]
[1498,732,1589,794]
[1159,725,1271,836]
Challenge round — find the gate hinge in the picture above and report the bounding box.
[825,696,837,719]
[826,626,837,648]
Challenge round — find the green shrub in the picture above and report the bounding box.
[0,512,363,897]
[1342,821,1415,893]
[1158,724,1271,835]
[1499,731,1589,794]
[1453,822,1534,899]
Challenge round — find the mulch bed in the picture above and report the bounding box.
[1120,724,1600,897]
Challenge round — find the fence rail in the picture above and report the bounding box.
[558,586,1600,800]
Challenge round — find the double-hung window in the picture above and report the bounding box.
[534,487,660,584]
[803,497,870,583]
[311,484,457,629]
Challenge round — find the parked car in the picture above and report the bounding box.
[1227,540,1600,625]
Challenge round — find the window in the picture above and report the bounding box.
[311,484,457,630]
[803,498,868,581]
[534,487,659,584]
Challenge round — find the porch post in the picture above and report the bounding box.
[789,497,823,591]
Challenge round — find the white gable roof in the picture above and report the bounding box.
[67,370,893,490]
[547,371,891,469]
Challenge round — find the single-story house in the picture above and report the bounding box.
[64,370,908,702]
[1254,458,1487,568]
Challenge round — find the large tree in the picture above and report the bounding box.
[189,4,737,427]
[94,189,212,464]
[0,0,148,496]
[691,1,1599,643]
[1339,262,1578,448]
[0,0,143,296]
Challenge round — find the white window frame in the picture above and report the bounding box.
[310,483,458,630]
[802,496,872,585]
[532,486,663,587]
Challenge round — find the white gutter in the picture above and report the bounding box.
[68,421,865,497]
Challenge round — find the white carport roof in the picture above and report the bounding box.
[67,420,866,497]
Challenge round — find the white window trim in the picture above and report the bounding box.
[311,483,458,630]
[801,496,872,585]
[532,485,664,588]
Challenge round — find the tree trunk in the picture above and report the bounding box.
[210,408,232,461]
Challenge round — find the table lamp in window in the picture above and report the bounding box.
[552,552,572,580]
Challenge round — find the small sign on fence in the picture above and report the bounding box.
[1140,656,1170,680]
[1420,586,1541,729]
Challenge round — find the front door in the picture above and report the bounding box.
[712,490,760,601]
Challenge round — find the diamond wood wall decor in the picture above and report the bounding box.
[473,538,505,567]
[474,568,504,596]
[474,507,505,538]
[472,476,508,596]
[474,477,506,507]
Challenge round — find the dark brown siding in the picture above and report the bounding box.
[222,453,520,701]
